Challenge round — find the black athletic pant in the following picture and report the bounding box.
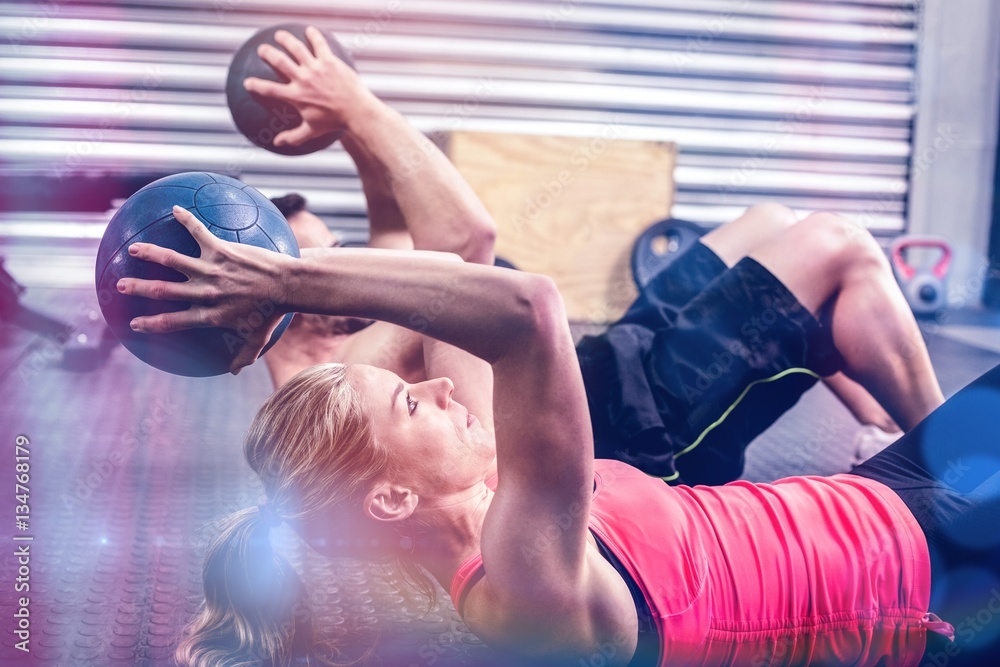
[851,364,1000,666]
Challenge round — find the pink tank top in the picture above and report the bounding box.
[450,460,951,666]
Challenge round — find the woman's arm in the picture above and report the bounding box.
[122,208,626,660]
[123,209,586,478]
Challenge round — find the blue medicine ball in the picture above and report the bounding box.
[95,172,299,377]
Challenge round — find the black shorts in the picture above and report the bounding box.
[850,364,1000,664]
[577,242,843,484]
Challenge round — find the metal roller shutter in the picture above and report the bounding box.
[0,0,918,285]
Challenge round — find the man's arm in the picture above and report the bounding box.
[247,28,496,264]
[338,111,498,416]
[250,28,496,401]
[341,133,414,252]
[340,111,496,264]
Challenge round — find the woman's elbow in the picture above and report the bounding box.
[521,275,567,339]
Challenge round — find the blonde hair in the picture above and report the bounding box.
[176,363,433,667]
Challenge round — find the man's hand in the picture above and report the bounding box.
[243,26,375,148]
[117,206,294,374]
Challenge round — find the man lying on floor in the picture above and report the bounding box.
[252,28,942,486]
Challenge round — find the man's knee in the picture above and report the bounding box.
[794,211,886,274]
[746,202,797,222]
[743,203,798,233]
[706,203,799,265]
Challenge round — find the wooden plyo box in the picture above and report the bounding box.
[435,131,676,323]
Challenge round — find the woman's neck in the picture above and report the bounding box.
[409,482,494,588]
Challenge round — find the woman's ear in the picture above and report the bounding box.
[364,482,418,523]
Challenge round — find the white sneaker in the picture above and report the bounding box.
[851,425,903,467]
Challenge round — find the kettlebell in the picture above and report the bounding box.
[890,236,952,317]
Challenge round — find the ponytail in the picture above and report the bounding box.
[177,364,444,665]
[176,506,331,667]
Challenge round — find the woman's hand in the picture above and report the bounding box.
[117,205,295,374]
[243,26,375,148]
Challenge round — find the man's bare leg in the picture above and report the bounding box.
[700,203,798,267]
[822,373,901,432]
[750,212,943,431]
[702,204,905,431]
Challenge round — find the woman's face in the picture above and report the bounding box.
[350,365,495,495]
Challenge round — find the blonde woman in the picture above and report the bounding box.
[122,207,998,667]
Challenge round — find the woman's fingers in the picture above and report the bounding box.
[126,240,204,277]
[305,25,335,62]
[117,276,201,303]
[273,29,314,66]
[130,308,212,334]
[171,206,218,251]
[256,42,299,81]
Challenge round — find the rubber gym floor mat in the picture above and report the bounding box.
[1,288,998,666]
[922,320,1000,392]
[0,287,508,666]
